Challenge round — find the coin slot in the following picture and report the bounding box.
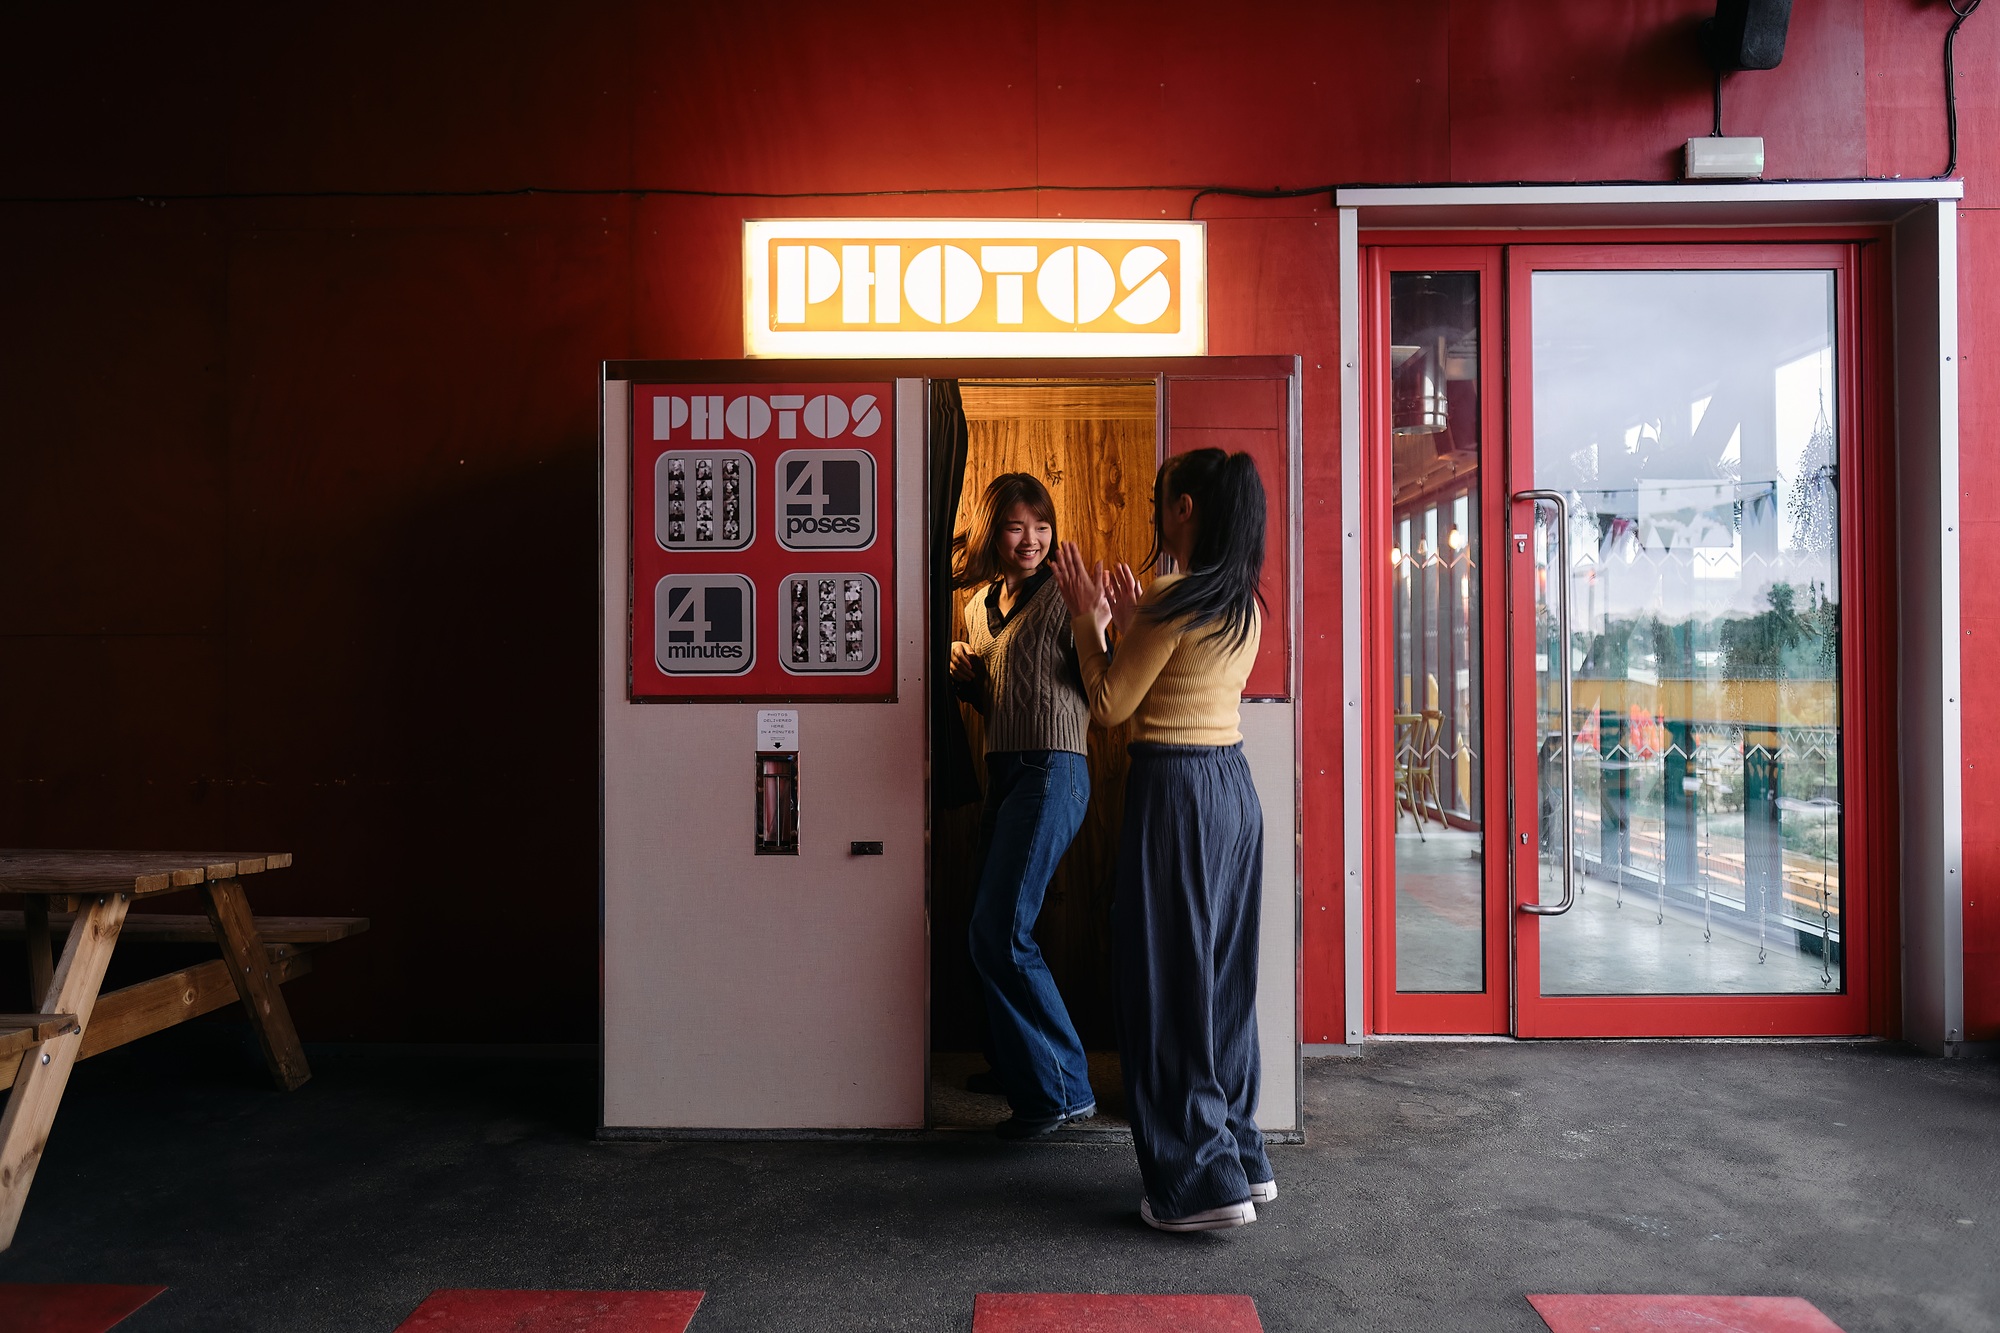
[755,753,798,856]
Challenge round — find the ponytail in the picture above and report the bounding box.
[1142,449,1266,651]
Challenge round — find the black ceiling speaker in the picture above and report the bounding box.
[1700,0,1793,71]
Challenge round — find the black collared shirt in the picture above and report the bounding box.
[986,564,1055,634]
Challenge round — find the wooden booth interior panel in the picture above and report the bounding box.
[958,381,1157,422]
[931,380,1159,1054]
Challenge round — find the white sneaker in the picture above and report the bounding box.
[1140,1197,1257,1232]
[1249,1179,1277,1204]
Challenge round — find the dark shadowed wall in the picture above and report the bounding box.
[1,1,1995,1040]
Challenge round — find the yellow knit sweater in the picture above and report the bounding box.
[1071,573,1260,746]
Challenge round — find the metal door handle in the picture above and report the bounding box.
[1514,489,1576,917]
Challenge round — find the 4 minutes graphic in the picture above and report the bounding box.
[776,449,877,550]
[655,574,755,675]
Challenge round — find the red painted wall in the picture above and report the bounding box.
[1,0,1994,1041]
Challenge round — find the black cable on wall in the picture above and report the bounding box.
[1944,0,1984,178]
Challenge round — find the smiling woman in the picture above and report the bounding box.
[930,379,1159,1132]
[945,469,1096,1137]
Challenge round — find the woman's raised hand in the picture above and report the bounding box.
[1107,562,1143,634]
[1052,541,1111,634]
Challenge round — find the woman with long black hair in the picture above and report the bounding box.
[1051,448,1272,1232]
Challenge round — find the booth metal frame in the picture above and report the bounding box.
[600,356,1308,1137]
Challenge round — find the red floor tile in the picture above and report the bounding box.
[973,1293,1264,1332]
[1528,1294,1846,1332]
[392,1289,704,1332]
[2,1285,165,1333]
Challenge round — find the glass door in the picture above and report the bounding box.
[1507,245,1876,1037]
[1370,241,1884,1038]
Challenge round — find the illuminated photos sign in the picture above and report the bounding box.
[743,219,1207,357]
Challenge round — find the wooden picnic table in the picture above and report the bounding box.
[0,851,366,1250]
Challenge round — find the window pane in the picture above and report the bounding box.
[1530,269,1843,996]
[1390,271,1486,994]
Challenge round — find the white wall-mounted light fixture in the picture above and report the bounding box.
[1685,136,1767,180]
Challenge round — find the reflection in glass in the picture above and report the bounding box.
[1390,272,1485,993]
[1531,269,1842,996]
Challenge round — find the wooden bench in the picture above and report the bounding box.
[0,913,369,1091]
[0,851,366,1251]
[0,911,369,947]
[0,1014,80,1064]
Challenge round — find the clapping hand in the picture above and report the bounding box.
[1051,541,1111,636]
[1106,562,1143,634]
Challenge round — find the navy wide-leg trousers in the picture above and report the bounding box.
[1113,741,1271,1219]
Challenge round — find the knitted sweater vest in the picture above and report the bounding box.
[964,577,1090,756]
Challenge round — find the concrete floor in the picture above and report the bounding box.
[1393,827,1488,991]
[1394,827,1834,997]
[2,1028,1995,1332]
[929,1050,1130,1132]
[1538,864,1833,995]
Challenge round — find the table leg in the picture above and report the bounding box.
[200,878,311,1092]
[0,891,130,1251]
[23,898,53,1010]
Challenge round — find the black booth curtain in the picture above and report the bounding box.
[929,380,984,812]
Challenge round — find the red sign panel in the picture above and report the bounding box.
[630,382,895,701]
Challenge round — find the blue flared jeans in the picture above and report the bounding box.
[967,749,1095,1121]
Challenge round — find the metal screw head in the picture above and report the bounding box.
[40,1053,51,1065]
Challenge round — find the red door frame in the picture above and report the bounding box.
[1362,233,1899,1038]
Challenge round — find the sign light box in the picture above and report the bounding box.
[743,218,1207,358]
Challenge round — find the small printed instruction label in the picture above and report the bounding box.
[757,709,799,753]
